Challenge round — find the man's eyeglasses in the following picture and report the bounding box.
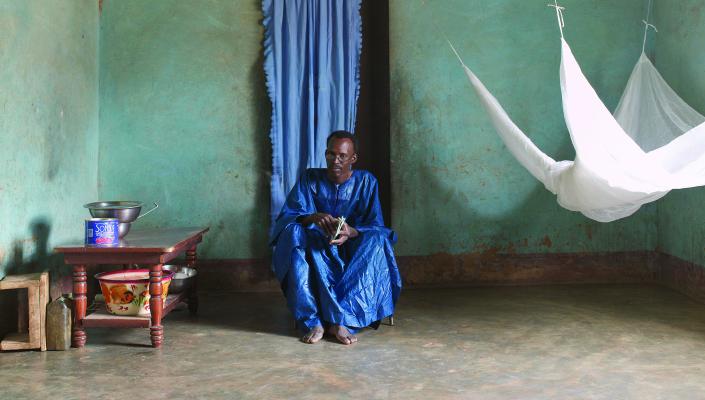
[325,151,353,162]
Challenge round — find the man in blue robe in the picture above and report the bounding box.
[270,131,402,345]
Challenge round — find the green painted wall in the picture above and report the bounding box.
[389,0,658,256]
[98,0,270,259]
[653,1,705,265]
[1,0,702,298]
[0,1,99,280]
[99,0,662,260]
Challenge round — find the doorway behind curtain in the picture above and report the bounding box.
[356,0,391,226]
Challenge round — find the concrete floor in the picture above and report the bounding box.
[3,284,705,399]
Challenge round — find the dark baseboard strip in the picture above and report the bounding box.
[657,252,705,304]
[194,251,660,291]
[120,251,705,304]
[196,259,280,292]
[396,251,659,287]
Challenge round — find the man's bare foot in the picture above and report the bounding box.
[327,324,358,345]
[301,325,324,344]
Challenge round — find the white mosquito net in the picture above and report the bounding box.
[456,7,705,222]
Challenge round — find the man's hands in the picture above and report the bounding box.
[300,213,338,236]
[329,221,358,246]
[299,213,358,245]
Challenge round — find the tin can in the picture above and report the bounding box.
[85,218,119,246]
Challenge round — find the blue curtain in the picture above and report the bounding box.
[262,0,362,226]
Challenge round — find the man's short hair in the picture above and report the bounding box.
[326,130,358,153]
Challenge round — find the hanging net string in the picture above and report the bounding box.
[642,0,657,53]
[418,0,468,69]
[446,39,467,68]
[547,1,566,38]
[642,20,658,53]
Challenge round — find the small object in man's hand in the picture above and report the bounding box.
[332,216,346,240]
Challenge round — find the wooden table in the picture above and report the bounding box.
[54,227,209,348]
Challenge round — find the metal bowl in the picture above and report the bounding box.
[162,265,197,294]
[85,201,142,220]
[84,201,158,238]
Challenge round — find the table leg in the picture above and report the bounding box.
[185,246,198,314]
[149,264,164,348]
[185,246,197,267]
[72,264,87,348]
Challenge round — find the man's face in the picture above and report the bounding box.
[325,138,357,179]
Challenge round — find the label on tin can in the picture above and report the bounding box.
[85,218,119,246]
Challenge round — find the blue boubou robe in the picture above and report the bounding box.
[270,168,402,331]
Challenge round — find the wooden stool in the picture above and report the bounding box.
[0,272,49,351]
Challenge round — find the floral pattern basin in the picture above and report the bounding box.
[95,269,174,316]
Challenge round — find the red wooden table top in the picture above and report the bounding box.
[54,227,209,254]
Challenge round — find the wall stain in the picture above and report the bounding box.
[481,246,501,258]
[539,235,552,248]
[472,241,521,258]
[469,237,534,256]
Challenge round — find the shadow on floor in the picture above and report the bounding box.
[163,291,297,338]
